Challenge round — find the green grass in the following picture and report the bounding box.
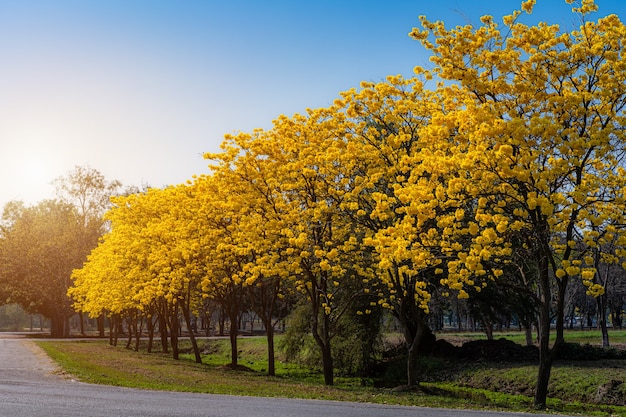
[37,332,626,417]
[437,329,626,347]
[437,329,626,349]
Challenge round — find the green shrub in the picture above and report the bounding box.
[280,300,384,376]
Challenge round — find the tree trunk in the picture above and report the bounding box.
[229,314,239,367]
[203,311,212,337]
[321,339,333,386]
[169,305,179,360]
[524,322,534,347]
[266,324,275,376]
[159,312,169,354]
[147,315,155,353]
[406,328,421,387]
[597,294,609,348]
[535,257,567,409]
[612,310,623,329]
[219,308,226,336]
[181,302,202,364]
[310,301,334,386]
[135,314,144,352]
[113,315,121,346]
[251,278,281,377]
[554,277,568,346]
[404,313,434,387]
[311,304,334,386]
[535,344,553,410]
[97,314,105,338]
[108,315,115,346]
[125,314,133,349]
[50,313,70,338]
[79,312,85,336]
[534,256,552,410]
[483,320,494,341]
[535,307,553,408]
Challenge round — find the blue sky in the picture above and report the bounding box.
[1,0,625,206]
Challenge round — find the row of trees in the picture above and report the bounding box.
[71,0,626,409]
[1,0,625,410]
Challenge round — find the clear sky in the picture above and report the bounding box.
[1,0,625,207]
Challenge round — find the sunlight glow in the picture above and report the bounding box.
[1,135,61,206]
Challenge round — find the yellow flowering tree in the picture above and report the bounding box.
[412,0,626,407]
[191,173,253,369]
[335,75,511,386]
[203,144,296,376]
[209,106,375,385]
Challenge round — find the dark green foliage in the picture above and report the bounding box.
[280,299,384,376]
[557,342,626,361]
[333,295,384,376]
[281,304,317,366]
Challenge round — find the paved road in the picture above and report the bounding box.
[0,335,574,417]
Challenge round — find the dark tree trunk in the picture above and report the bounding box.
[534,255,565,409]
[524,322,534,347]
[135,313,144,352]
[405,327,422,387]
[219,308,226,336]
[125,314,133,349]
[79,312,85,336]
[109,315,115,346]
[250,277,281,376]
[50,313,70,338]
[203,310,212,337]
[612,310,623,329]
[110,314,120,346]
[403,313,434,387]
[597,294,609,348]
[97,314,105,338]
[394,274,435,388]
[266,324,275,376]
[309,273,334,386]
[535,294,552,409]
[169,305,179,360]
[483,319,494,341]
[181,302,202,364]
[555,277,568,346]
[229,313,239,367]
[146,314,155,353]
[310,301,334,385]
[320,338,333,386]
[159,311,169,354]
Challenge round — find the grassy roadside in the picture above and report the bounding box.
[37,333,626,417]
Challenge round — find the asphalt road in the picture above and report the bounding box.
[0,335,574,417]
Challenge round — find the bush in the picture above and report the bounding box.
[557,342,626,361]
[280,300,384,376]
[280,304,320,368]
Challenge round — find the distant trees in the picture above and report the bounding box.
[0,200,81,336]
[0,166,120,337]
